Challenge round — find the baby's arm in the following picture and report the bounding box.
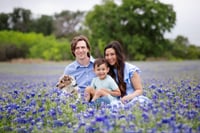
[100,88,121,96]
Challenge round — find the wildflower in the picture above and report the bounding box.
[95,114,105,122]
[70,103,77,112]
[149,84,157,89]
[53,120,64,127]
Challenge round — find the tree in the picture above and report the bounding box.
[10,8,32,32]
[186,45,200,59]
[171,35,189,59]
[174,35,189,46]
[84,0,176,60]
[0,13,10,30]
[53,10,85,38]
[29,15,53,36]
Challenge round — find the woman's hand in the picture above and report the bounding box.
[121,72,143,104]
[120,95,131,104]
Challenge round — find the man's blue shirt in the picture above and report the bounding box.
[64,57,96,92]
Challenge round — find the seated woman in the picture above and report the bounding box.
[104,41,151,106]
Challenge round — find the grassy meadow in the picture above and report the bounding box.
[0,60,199,133]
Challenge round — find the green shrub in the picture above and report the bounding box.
[0,30,72,61]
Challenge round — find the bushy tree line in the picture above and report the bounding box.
[0,0,200,61]
[0,8,84,38]
[0,30,199,61]
[0,31,73,61]
[84,0,200,60]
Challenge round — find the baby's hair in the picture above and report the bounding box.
[93,58,109,68]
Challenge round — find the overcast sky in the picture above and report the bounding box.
[0,0,200,46]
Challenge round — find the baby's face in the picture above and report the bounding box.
[94,63,109,80]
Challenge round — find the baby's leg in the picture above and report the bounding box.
[84,86,95,102]
[92,89,108,101]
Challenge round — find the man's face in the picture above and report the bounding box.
[74,40,89,60]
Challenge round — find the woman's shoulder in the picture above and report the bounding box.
[124,62,141,73]
[125,62,138,69]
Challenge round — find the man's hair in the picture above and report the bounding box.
[71,35,91,57]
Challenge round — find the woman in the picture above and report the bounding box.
[104,41,150,105]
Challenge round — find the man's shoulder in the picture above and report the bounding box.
[64,61,78,73]
[65,61,75,68]
[67,61,77,67]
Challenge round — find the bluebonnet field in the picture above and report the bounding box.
[0,61,199,133]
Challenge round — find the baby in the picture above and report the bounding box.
[84,58,121,103]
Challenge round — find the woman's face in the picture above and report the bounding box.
[105,48,117,66]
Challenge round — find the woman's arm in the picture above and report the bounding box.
[121,72,143,103]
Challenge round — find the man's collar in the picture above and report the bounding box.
[75,56,94,68]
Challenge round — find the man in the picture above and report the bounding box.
[64,35,96,94]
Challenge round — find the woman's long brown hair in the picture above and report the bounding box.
[104,41,126,97]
